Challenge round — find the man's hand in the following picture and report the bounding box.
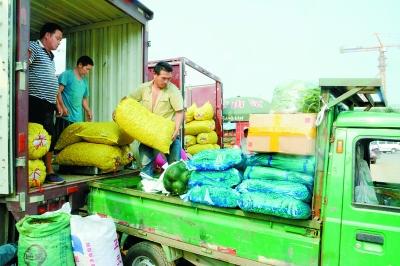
[86,110,93,121]
[112,110,116,121]
[56,104,63,117]
[62,107,69,116]
[172,128,180,141]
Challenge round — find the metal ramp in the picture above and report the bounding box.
[319,78,386,109]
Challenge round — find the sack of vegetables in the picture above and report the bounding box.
[163,161,191,195]
[270,80,320,114]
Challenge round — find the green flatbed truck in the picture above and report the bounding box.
[88,79,400,266]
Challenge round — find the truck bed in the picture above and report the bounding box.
[88,176,321,265]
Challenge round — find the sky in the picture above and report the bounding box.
[141,0,400,106]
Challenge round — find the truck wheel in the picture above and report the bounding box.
[391,148,396,153]
[124,241,175,266]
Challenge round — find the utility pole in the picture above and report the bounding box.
[340,33,400,96]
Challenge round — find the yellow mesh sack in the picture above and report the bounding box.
[194,101,213,121]
[56,142,122,173]
[28,159,46,188]
[187,143,220,155]
[185,103,197,123]
[115,97,175,154]
[76,121,134,146]
[184,135,197,148]
[197,131,218,144]
[28,123,51,159]
[54,122,88,150]
[184,120,215,135]
[120,145,134,166]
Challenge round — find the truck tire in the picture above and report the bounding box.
[391,148,396,153]
[124,241,175,266]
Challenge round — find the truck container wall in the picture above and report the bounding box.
[147,57,224,147]
[65,20,144,122]
[2,0,153,220]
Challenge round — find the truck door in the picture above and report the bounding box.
[0,0,15,195]
[339,130,400,265]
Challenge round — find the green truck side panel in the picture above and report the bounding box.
[336,111,400,129]
[88,177,320,265]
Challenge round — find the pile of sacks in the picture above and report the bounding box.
[184,102,220,155]
[28,123,50,187]
[55,121,134,173]
[186,149,243,208]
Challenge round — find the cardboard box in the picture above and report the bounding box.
[247,113,317,155]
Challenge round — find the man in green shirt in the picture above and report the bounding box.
[130,61,184,177]
[54,56,94,144]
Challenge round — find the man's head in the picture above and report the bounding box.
[39,23,63,51]
[76,56,94,77]
[243,127,249,138]
[153,61,173,89]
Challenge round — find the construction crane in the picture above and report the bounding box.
[340,33,400,97]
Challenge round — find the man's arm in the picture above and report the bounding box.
[56,85,66,116]
[82,98,92,121]
[172,110,184,140]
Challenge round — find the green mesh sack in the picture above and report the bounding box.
[188,168,242,189]
[188,185,239,208]
[187,148,243,171]
[237,179,311,202]
[244,166,314,187]
[16,212,75,266]
[238,192,311,219]
[245,153,315,175]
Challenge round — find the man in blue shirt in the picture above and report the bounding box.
[55,56,94,138]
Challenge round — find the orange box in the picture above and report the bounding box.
[247,113,317,155]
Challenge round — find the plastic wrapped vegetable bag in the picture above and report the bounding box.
[189,168,242,189]
[56,142,122,173]
[197,131,218,144]
[54,122,87,150]
[237,179,311,202]
[194,101,214,121]
[184,135,197,148]
[28,123,51,159]
[187,144,220,155]
[185,103,197,123]
[187,148,243,171]
[185,120,215,135]
[120,145,134,166]
[245,153,315,175]
[238,192,311,219]
[163,161,191,195]
[115,97,174,154]
[28,159,46,188]
[270,80,320,114]
[244,166,314,187]
[188,185,240,208]
[76,121,134,145]
[16,212,75,266]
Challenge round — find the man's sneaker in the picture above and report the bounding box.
[46,173,65,184]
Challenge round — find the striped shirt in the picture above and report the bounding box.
[29,40,58,104]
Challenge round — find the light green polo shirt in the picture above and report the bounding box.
[130,81,183,121]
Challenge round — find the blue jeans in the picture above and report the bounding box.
[139,137,181,177]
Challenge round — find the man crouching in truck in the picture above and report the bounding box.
[127,61,183,177]
[28,23,65,184]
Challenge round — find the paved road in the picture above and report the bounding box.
[370,152,400,184]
